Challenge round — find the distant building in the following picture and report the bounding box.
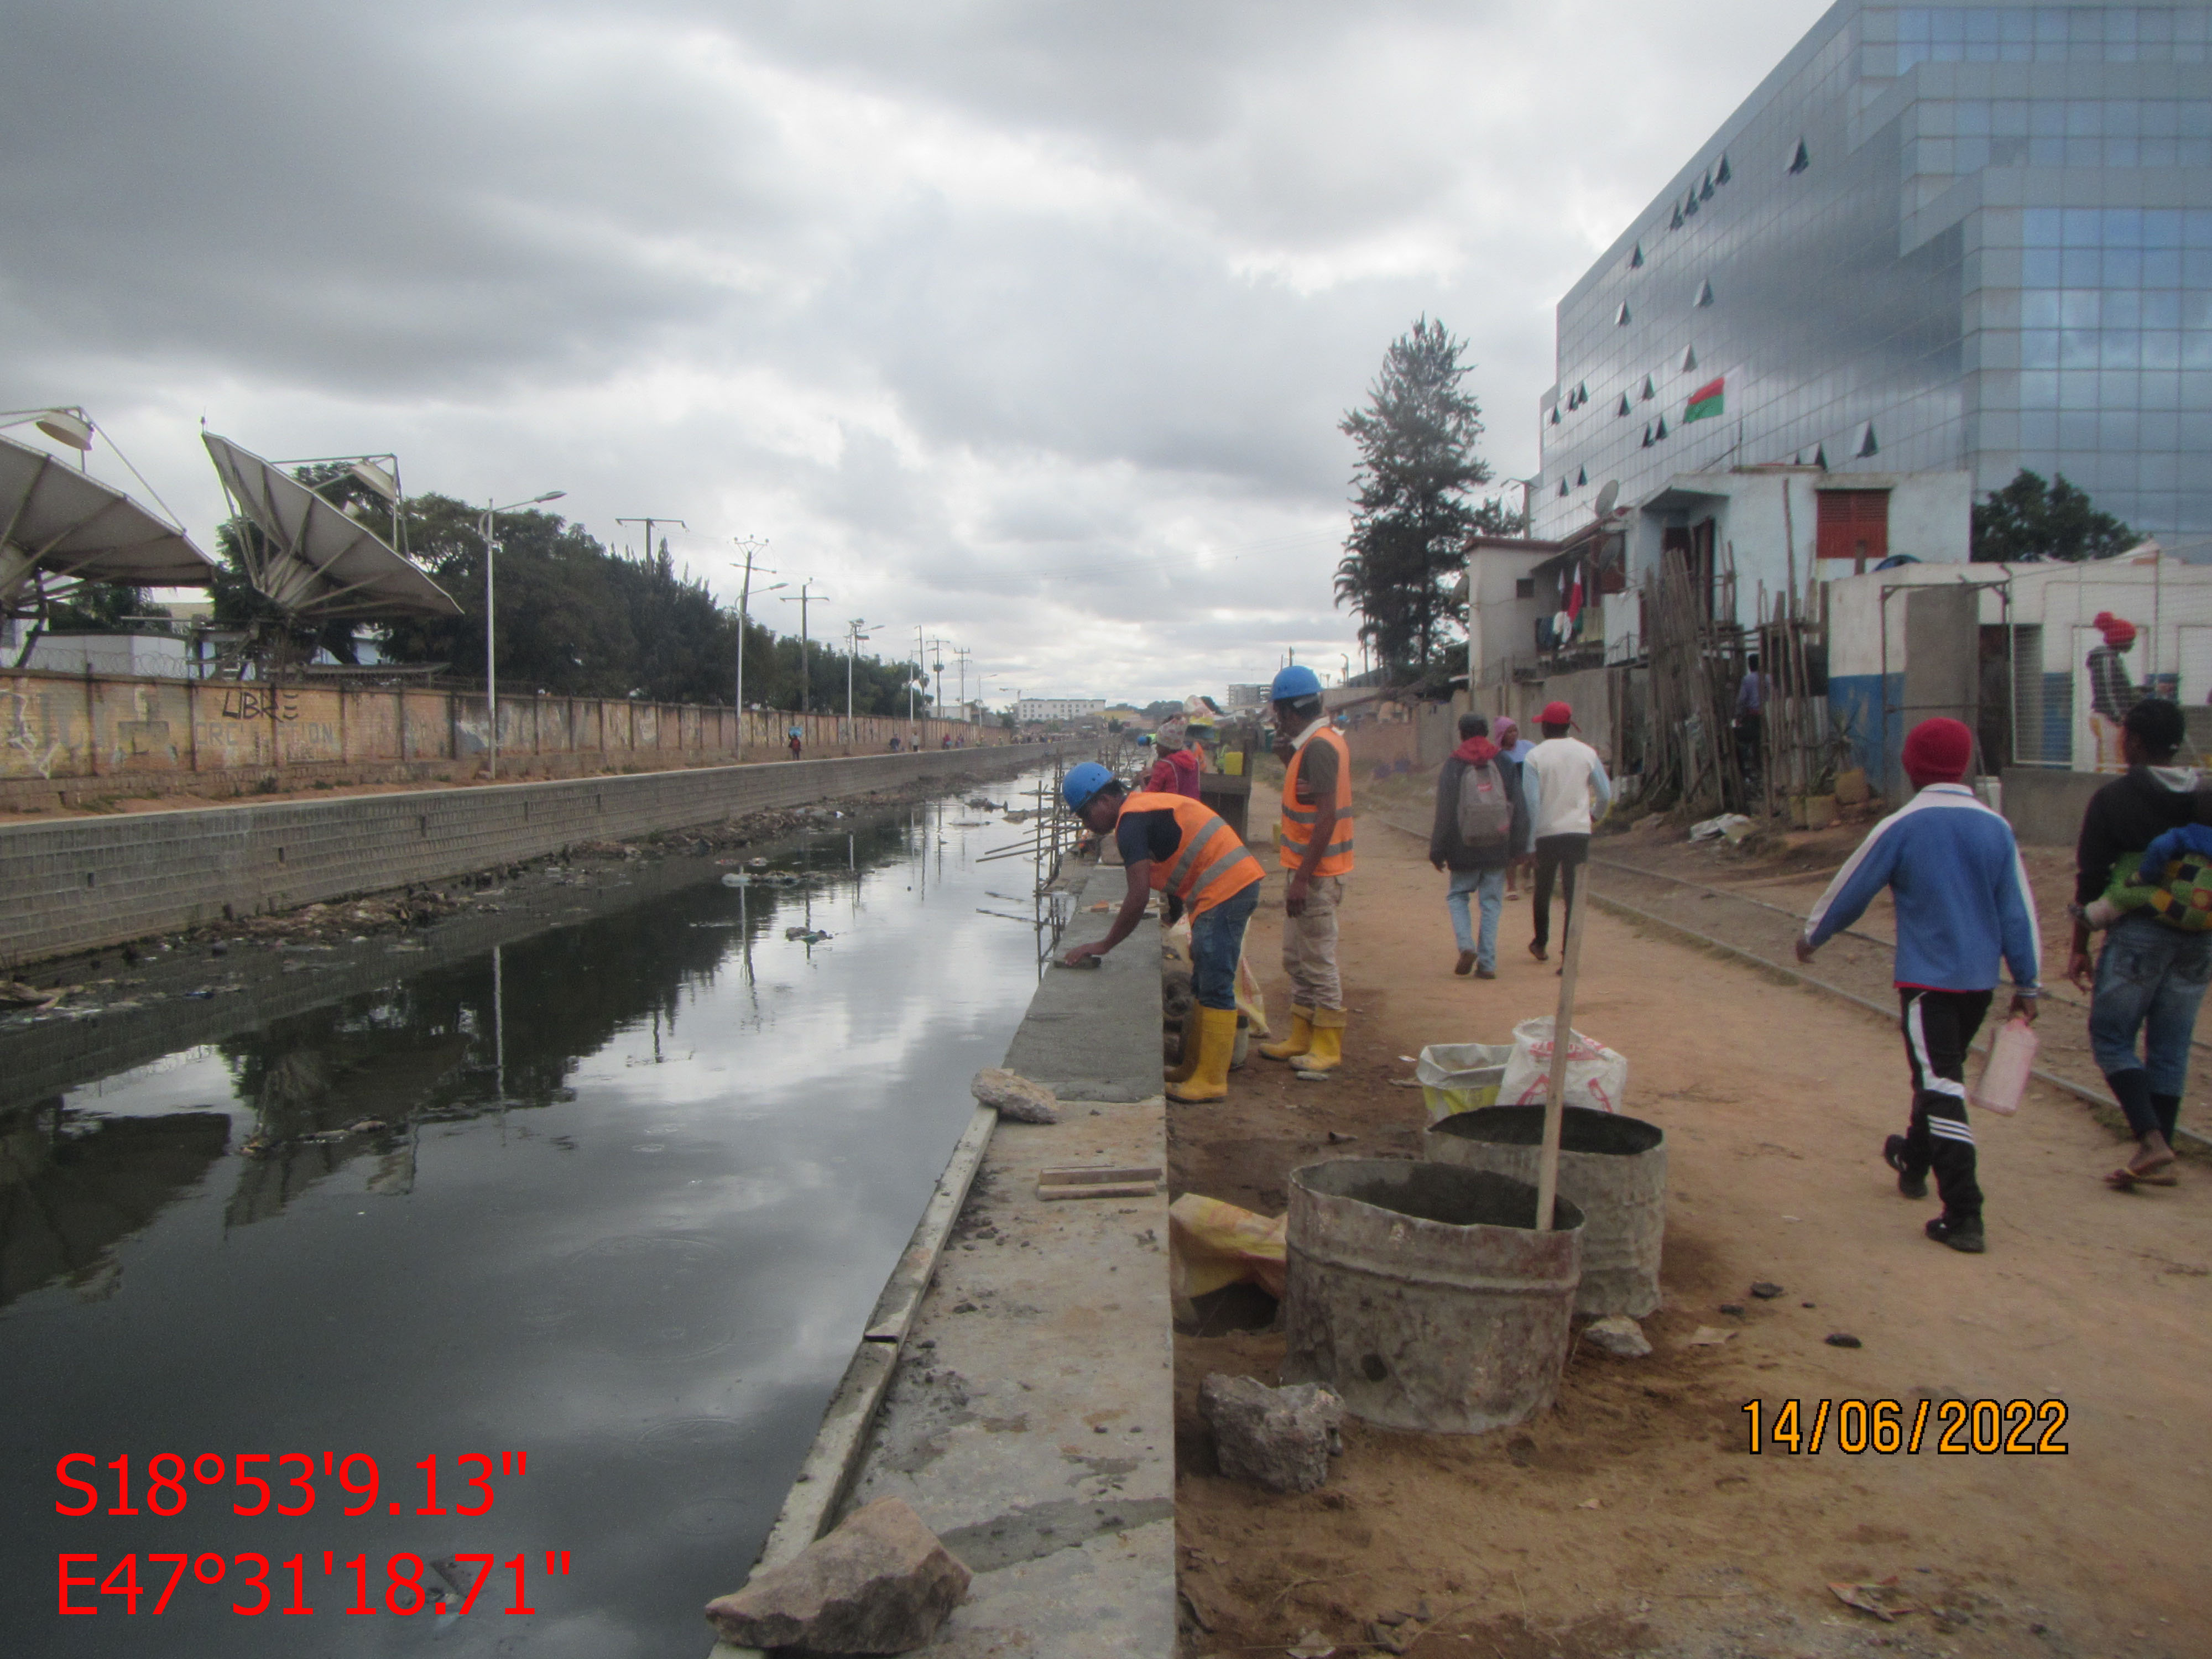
[1100,704,1145,726]
[1016,697,1107,723]
[1225,683,1271,712]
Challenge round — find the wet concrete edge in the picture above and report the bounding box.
[711,854,1170,1656]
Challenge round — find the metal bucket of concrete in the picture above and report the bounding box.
[1281,1159,1583,1434]
[1424,1105,1666,1319]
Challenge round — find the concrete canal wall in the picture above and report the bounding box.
[0,664,1013,809]
[718,856,1172,1658]
[0,744,1060,966]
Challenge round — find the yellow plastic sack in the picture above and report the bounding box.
[1168,1193,1286,1301]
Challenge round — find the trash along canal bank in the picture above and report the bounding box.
[0,773,1084,1658]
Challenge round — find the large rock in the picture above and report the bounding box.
[1581,1315,1652,1358]
[1200,1373,1343,1493]
[705,1498,971,1653]
[971,1067,1060,1124]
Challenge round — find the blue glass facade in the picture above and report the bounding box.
[1533,1,2212,553]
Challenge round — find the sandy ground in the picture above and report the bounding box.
[1170,779,2212,1659]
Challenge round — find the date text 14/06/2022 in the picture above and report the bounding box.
[55,1452,530,1519]
[60,1550,573,1618]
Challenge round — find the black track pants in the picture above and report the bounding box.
[1532,833,1589,952]
[1897,988,1992,1222]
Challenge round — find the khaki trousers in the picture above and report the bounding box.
[1284,874,1347,1010]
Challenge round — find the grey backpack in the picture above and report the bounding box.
[1455,759,1513,856]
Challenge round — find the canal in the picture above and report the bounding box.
[2,777,1066,1657]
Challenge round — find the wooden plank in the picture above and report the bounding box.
[1037,1180,1159,1201]
[1038,1164,1162,1186]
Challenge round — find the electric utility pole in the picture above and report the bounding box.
[953,645,972,721]
[617,515,686,567]
[780,581,830,713]
[844,618,875,742]
[925,637,952,733]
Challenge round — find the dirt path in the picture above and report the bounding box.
[1171,780,2212,1659]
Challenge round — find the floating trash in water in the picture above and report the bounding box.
[784,927,832,943]
[721,873,750,888]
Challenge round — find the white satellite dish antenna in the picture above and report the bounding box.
[1594,479,1621,518]
[0,432,218,614]
[347,459,401,503]
[203,432,459,622]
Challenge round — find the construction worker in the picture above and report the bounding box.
[1060,763,1265,1104]
[1259,664,1355,1074]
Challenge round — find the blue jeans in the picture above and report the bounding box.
[2089,914,2212,1115]
[1446,867,1506,969]
[1191,883,1259,1011]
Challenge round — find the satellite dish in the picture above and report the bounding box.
[0,433,218,613]
[203,432,458,621]
[1595,480,1621,518]
[346,459,401,503]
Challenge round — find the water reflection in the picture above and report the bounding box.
[0,781,1059,1658]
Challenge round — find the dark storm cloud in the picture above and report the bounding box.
[0,0,1830,700]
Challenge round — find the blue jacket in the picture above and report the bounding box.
[1803,785,2042,994]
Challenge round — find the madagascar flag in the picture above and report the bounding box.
[1684,376,1725,421]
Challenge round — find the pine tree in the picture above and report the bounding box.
[1335,318,1493,679]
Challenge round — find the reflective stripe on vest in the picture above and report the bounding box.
[1119,791,1265,914]
[1279,727,1355,875]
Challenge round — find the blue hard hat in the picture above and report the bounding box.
[1062,762,1115,812]
[1271,664,1323,701]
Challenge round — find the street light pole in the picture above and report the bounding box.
[481,489,565,781]
[731,536,776,754]
[844,618,875,744]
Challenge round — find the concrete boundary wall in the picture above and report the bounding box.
[0,745,1061,966]
[2001,764,2106,847]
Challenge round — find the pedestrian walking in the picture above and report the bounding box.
[1798,718,2041,1254]
[787,727,803,760]
[1060,763,1265,1104]
[1258,665,1355,1074]
[2085,613,2142,773]
[1493,715,1534,898]
[1430,713,1527,978]
[2066,697,2211,1187]
[1520,702,1610,963]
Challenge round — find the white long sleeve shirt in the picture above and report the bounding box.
[1520,736,1613,839]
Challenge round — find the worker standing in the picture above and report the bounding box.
[1521,701,1611,964]
[1060,763,1265,1104]
[1258,665,1355,1074]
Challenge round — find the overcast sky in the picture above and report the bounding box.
[3,0,1830,705]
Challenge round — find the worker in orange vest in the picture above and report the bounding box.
[1258,665,1355,1074]
[1060,763,1265,1103]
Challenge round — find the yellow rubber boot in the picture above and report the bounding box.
[1290,1006,1347,1074]
[1259,1004,1314,1062]
[1167,1007,1238,1104]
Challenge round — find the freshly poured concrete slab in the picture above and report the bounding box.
[834,1088,1172,1657]
[1000,859,1164,1103]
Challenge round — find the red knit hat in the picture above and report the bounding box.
[2093,611,2137,648]
[1901,717,1974,784]
[1538,701,1573,726]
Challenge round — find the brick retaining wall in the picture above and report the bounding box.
[0,745,1061,967]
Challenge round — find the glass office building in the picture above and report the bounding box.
[1532,2,2212,555]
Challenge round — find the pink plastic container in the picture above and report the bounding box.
[1969,1016,2038,1115]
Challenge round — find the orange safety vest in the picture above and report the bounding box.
[1117,791,1265,915]
[1279,725,1355,876]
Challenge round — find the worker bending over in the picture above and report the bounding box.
[1260,665,1355,1074]
[1520,701,1610,964]
[1797,718,2041,1255]
[1060,763,1264,1104]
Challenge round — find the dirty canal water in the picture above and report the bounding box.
[1,777,1070,1657]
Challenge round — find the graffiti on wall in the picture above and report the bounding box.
[3,690,65,778]
[220,687,300,723]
